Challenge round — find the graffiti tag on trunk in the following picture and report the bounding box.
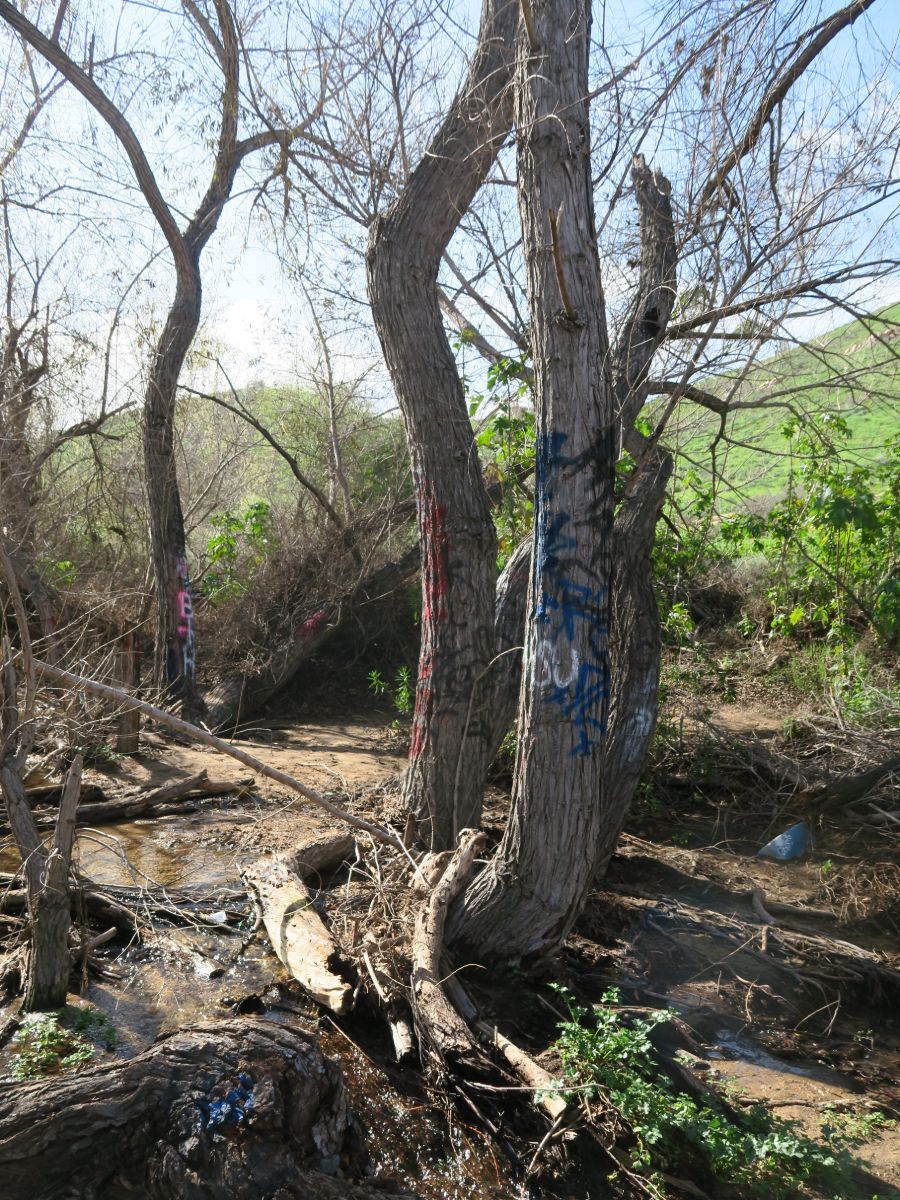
[168,550,196,695]
[534,431,610,755]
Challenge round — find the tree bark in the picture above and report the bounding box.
[0,1018,417,1199]
[483,537,531,761]
[450,0,616,959]
[366,0,517,850]
[0,755,81,1010]
[596,450,671,878]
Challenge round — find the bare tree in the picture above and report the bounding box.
[0,0,324,715]
[365,0,517,849]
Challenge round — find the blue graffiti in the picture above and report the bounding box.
[539,579,608,640]
[533,429,611,755]
[534,433,572,575]
[548,659,609,757]
[198,1072,256,1131]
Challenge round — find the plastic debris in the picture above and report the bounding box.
[757,821,813,861]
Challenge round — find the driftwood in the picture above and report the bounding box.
[288,831,357,883]
[243,856,352,1014]
[410,828,487,1073]
[31,658,405,850]
[0,1017,418,1199]
[14,770,256,835]
[362,949,416,1063]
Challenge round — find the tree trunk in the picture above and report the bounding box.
[484,536,531,762]
[0,755,81,1010]
[595,450,671,878]
[0,1018,417,1199]
[451,0,616,959]
[145,278,203,717]
[595,155,676,877]
[366,0,517,850]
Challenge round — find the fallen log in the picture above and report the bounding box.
[4,771,256,836]
[288,831,357,883]
[63,771,253,826]
[24,781,106,805]
[410,828,488,1074]
[0,1017,419,1199]
[243,856,352,1014]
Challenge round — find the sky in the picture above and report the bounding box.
[1,0,898,411]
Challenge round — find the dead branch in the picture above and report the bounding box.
[242,855,351,1014]
[410,828,487,1073]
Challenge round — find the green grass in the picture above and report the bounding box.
[660,302,900,506]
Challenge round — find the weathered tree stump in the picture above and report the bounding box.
[0,1018,418,1199]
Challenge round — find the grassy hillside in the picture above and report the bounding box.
[662,302,900,508]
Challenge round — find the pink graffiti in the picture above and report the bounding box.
[174,554,195,678]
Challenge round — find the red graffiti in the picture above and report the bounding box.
[409,655,433,762]
[418,482,449,625]
[296,608,326,640]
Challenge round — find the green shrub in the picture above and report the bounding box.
[552,985,859,1197]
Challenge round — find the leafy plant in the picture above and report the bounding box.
[464,353,534,561]
[10,1007,115,1080]
[720,421,899,646]
[820,1107,895,1148]
[202,499,272,602]
[551,985,858,1197]
[368,665,414,718]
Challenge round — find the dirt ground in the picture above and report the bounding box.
[2,697,898,1199]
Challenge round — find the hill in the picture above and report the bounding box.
[662,302,900,508]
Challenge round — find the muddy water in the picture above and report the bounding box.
[1,811,281,1057]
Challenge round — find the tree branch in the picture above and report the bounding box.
[699,0,878,208]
